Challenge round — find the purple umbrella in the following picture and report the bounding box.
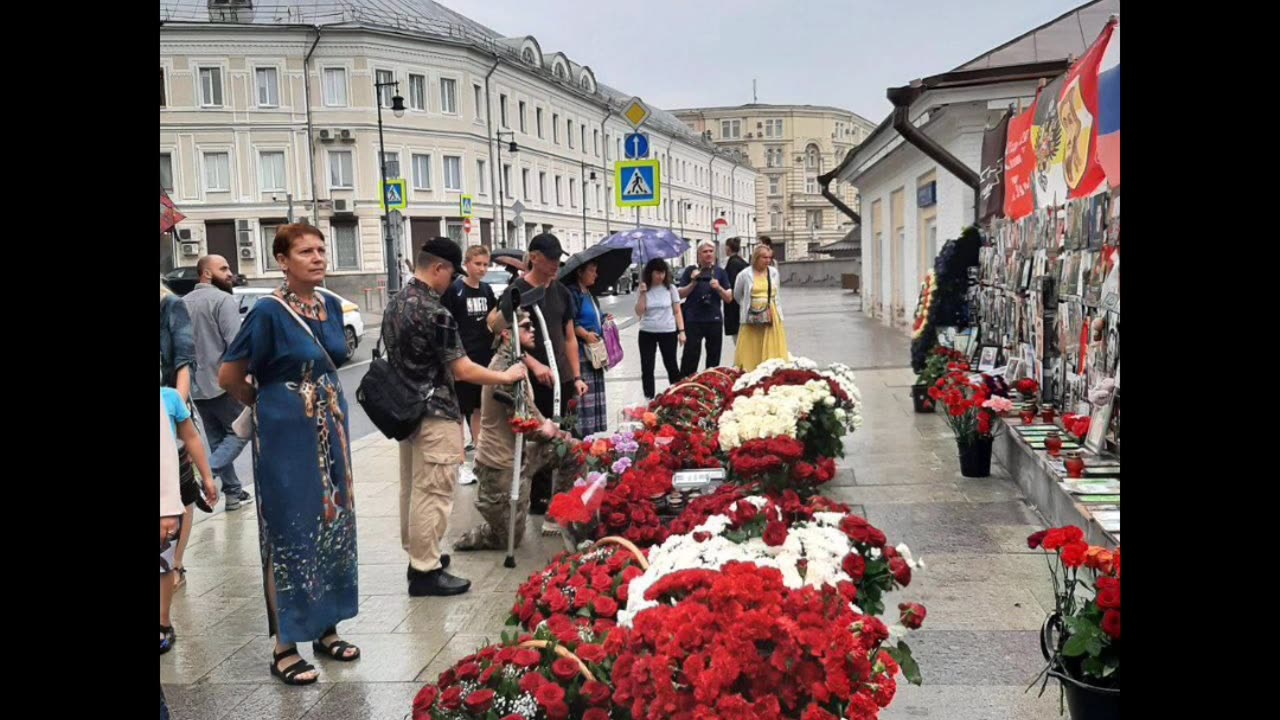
[599,226,689,267]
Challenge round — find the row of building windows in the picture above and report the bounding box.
[719,118,786,140]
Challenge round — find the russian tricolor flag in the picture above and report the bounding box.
[1097,22,1120,190]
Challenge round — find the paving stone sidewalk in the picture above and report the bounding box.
[163,288,1060,719]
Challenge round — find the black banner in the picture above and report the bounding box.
[979,112,1009,222]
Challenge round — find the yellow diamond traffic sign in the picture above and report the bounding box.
[622,97,650,128]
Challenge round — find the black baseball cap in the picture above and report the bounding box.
[528,233,567,259]
[419,237,466,278]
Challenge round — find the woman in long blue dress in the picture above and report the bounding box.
[219,224,360,685]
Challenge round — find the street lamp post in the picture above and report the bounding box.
[495,130,519,247]
[375,79,406,290]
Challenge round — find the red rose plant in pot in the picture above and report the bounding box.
[1027,527,1120,719]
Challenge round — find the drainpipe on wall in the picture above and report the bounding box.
[303,26,322,225]
[483,58,501,245]
[600,109,614,235]
[818,161,860,224]
[890,103,980,225]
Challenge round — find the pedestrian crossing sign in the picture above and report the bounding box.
[381,179,407,212]
[615,159,661,208]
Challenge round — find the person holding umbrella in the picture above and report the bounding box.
[559,244,631,437]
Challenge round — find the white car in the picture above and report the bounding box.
[482,267,517,299]
[233,286,365,355]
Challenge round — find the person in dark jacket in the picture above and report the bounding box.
[722,237,749,342]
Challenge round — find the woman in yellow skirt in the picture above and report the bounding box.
[733,244,788,371]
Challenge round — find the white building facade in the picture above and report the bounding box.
[160,1,757,300]
[832,0,1118,332]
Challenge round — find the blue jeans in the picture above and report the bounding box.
[195,394,248,497]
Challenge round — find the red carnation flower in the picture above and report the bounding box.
[440,686,464,711]
[763,520,789,547]
[842,553,866,582]
[463,689,495,715]
[898,602,927,629]
[1101,609,1121,639]
[1061,541,1089,568]
[513,648,542,669]
[803,703,839,720]
[582,679,612,706]
[1095,577,1121,610]
[889,556,912,585]
[535,683,566,707]
[413,686,439,715]
[591,594,616,617]
[518,671,545,693]
[551,657,580,682]
[1027,530,1048,549]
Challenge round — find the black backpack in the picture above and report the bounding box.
[357,336,427,441]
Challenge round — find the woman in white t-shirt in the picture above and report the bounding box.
[634,258,686,399]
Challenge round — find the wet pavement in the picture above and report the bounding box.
[163,287,1059,719]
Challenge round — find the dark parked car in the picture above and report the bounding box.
[162,266,248,296]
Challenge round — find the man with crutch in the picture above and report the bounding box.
[455,291,578,555]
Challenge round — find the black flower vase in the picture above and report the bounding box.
[957,437,993,477]
[1041,615,1121,720]
[911,385,933,414]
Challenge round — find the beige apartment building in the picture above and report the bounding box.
[672,104,876,261]
[160,0,757,301]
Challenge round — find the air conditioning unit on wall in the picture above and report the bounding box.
[318,129,333,142]
[333,199,351,213]
[180,242,200,256]
[239,246,255,260]
[237,219,254,246]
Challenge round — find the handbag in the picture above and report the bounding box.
[233,295,340,439]
[603,317,625,367]
[358,334,430,441]
[745,269,775,326]
[586,338,610,370]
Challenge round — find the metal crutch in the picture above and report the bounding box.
[503,287,526,569]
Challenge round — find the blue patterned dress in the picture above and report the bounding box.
[223,290,357,644]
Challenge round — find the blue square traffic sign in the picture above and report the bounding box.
[615,160,660,208]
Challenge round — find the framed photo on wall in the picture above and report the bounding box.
[978,345,1000,372]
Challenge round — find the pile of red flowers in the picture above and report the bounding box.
[929,368,997,444]
[735,368,850,406]
[609,562,902,720]
[1029,527,1120,689]
[649,369,742,432]
[510,544,647,634]
[1016,377,1040,397]
[728,437,837,495]
[669,485,852,536]
[1061,413,1092,441]
[411,632,613,720]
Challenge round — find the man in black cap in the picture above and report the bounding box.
[487,233,587,519]
[382,237,527,597]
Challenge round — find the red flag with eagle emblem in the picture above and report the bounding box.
[160,186,185,234]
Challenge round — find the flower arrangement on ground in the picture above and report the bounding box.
[728,437,837,495]
[1027,526,1120,708]
[930,367,1002,476]
[621,494,925,625]
[610,562,918,720]
[509,543,648,633]
[411,628,614,720]
[719,358,862,458]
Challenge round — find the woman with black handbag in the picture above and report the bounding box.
[733,244,789,371]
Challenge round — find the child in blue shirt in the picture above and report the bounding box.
[160,386,217,654]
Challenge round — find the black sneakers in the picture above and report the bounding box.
[408,567,471,597]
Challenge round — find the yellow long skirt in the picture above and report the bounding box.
[734,312,789,371]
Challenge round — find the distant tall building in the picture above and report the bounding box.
[672,105,876,261]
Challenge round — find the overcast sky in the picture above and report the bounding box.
[442,0,1087,121]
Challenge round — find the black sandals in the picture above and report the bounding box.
[312,627,361,661]
[270,647,319,686]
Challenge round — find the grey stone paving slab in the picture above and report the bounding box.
[881,683,1061,719]
[300,682,423,720]
[164,681,261,720]
[895,630,1051,685]
[886,581,1046,631]
[416,633,503,682]
[849,457,952,486]
[828,483,968,505]
[161,634,257,685]
[222,683,337,720]
[864,501,1041,554]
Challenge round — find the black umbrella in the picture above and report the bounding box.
[558,245,633,292]
[490,247,528,275]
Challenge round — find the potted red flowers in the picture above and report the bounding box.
[912,348,964,413]
[1016,377,1040,401]
[1027,527,1120,719]
[929,367,1008,477]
